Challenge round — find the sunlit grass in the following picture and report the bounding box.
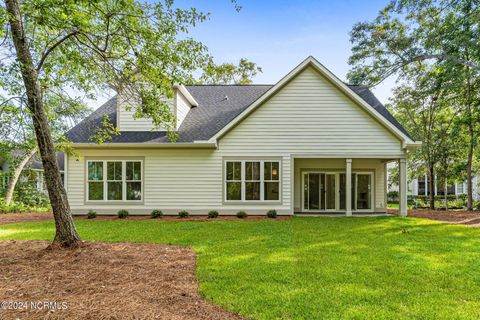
[1,216,480,319]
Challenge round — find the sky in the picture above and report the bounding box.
[171,0,397,104]
[91,0,396,108]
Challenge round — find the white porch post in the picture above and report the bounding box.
[399,158,408,216]
[346,158,352,216]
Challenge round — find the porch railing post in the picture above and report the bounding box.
[399,158,408,216]
[346,158,352,216]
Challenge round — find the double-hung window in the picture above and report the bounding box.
[87,160,142,202]
[225,160,280,202]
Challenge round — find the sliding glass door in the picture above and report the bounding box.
[303,173,334,211]
[303,171,373,212]
[356,173,372,210]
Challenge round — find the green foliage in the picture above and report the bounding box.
[4,218,480,319]
[200,58,262,84]
[13,180,49,207]
[348,0,480,86]
[474,201,480,211]
[236,211,247,219]
[117,209,129,219]
[266,209,277,218]
[0,198,50,213]
[348,0,480,209]
[87,210,97,219]
[88,113,121,144]
[178,210,189,218]
[207,210,219,219]
[387,191,399,200]
[150,209,163,219]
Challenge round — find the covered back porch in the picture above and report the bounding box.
[292,156,407,216]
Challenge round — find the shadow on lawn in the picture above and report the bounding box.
[2,217,480,319]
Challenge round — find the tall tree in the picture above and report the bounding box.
[348,0,480,210]
[200,58,262,84]
[389,66,459,209]
[1,0,221,247]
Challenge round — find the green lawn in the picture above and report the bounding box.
[1,217,480,319]
[387,202,399,209]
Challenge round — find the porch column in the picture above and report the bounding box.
[346,158,352,216]
[399,158,408,216]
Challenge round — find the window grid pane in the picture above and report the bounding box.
[263,161,280,200]
[107,161,122,181]
[88,162,103,181]
[245,161,261,200]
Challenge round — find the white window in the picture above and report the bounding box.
[225,160,280,202]
[87,160,142,202]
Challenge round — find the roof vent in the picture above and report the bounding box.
[223,95,229,101]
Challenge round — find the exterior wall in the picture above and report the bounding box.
[68,66,405,215]
[293,158,387,212]
[68,148,291,215]
[217,66,404,156]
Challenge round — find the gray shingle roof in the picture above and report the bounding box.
[65,84,412,143]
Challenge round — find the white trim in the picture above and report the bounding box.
[64,153,68,191]
[173,84,198,107]
[208,56,418,147]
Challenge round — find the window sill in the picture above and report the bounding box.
[223,201,282,205]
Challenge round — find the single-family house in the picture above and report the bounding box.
[64,57,420,216]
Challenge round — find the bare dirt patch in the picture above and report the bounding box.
[0,212,53,225]
[0,240,243,320]
[406,209,480,226]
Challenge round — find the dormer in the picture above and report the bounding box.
[172,84,198,129]
[116,84,198,131]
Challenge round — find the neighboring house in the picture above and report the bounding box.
[64,57,420,216]
[0,151,65,193]
[387,163,480,200]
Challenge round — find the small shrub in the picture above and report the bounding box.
[178,210,189,218]
[151,210,163,219]
[236,211,247,219]
[266,209,277,218]
[117,209,129,219]
[208,210,219,219]
[474,201,480,211]
[387,191,399,202]
[87,210,97,219]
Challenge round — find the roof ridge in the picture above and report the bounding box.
[185,84,273,87]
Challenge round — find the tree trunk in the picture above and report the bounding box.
[466,122,474,211]
[5,0,80,247]
[444,184,448,211]
[428,164,435,210]
[4,148,36,205]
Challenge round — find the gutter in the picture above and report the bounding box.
[404,141,422,151]
[72,142,217,149]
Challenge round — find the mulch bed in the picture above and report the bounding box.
[0,240,243,320]
[0,212,288,226]
[406,209,480,226]
[0,212,53,225]
[77,215,290,222]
